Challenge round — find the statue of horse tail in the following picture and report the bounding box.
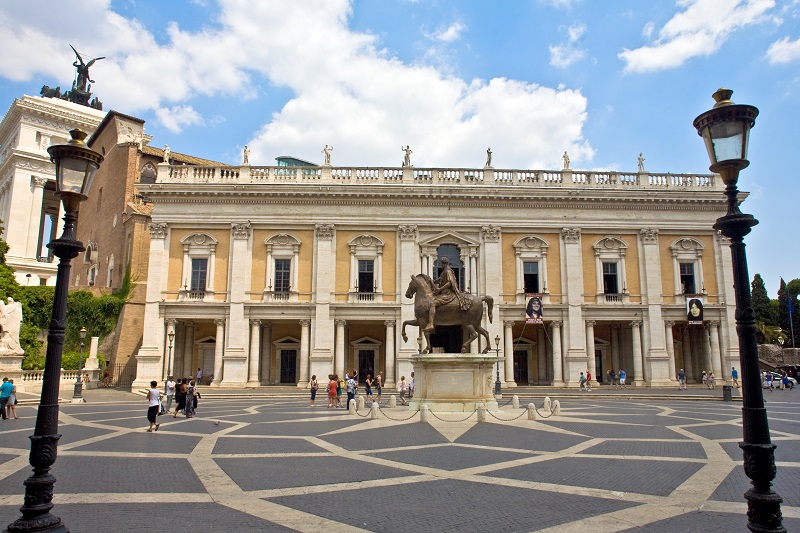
[482,296,494,323]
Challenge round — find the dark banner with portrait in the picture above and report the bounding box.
[686,297,704,325]
[526,294,543,324]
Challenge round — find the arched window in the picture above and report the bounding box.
[140,162,157,184]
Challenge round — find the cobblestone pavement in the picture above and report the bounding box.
[1,390,799,532]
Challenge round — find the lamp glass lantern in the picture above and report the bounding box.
[48,129,102,199]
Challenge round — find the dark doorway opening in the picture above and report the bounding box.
[514,350,528,383]
[429,325,462,353]
[280,349,297,383]
[358,350,374,383]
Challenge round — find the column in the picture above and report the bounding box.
[709,321,723,383]
[133,223,169,387]
[375,251,383,293]
[260,323,271,384]
[551,321,564,386]
[504,321,515,385]
[397,225,418,380]
[247,320,261,386]
[630,321,644,386]
[610,325,620,371]
[311,225,334,364]
[481,225,502,343]
[222,222,251,386]
[665,321,677,381]
[212,319,224,385]
[183,321,196,379]
[639,229,671,385]
[715,232,738,370]
[299,319,311,385]
[25,177,47,258]
[384,320,395,383]
[586,321,596,378]
[561,228,586,383]
[683,326,695,381]
[537,326,547,383]
[335,320,346,378]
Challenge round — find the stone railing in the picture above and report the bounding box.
[157,163,720,191]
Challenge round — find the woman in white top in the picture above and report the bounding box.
[146,380,161,432]
[398,376,408,405]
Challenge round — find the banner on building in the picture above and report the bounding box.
[686,297,704,325]
[526,294,543,324]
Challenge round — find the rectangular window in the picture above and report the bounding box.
[190,258,208,293]
[274,258,291,293]
[358,259,374,293]
[680,262,696,294]
[523,261,539,293]
[602,262,618,293]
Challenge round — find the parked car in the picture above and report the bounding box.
[768,372,796,389]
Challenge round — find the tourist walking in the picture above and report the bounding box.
[364,374,374,405]
[608,369,617,389]
[173,378,187,417]
[5,379,18,419]
[0,377,12,420]
[345,373,356,409]
[409,371,415,399]
[619,369,627,388]
[164,376,176,413]
[585,370,593,391]
[579,372,587,390]
[326,375,337,408]
[184,380,197,417]
[702,371,709,389]
[398,376,409,405]
[678,368,687,390]
[196,367,203,385]
[375,371,383,403]
[336,375,344,407]
[731,367,739,388]
[309,375,319,406]
[146,380,161,432]
[708,372,716,389]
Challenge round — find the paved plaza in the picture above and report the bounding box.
[1,390,799,532]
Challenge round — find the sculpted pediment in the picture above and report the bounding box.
[419,230,479,247]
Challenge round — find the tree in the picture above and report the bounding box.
[751,274,775,326]
[778,278,800,348]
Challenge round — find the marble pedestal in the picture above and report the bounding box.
[409,353,499,412]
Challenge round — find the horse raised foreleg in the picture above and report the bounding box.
[401,319,419,343]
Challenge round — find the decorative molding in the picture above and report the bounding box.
[148,222,168,239]
[640,228,659,244]
[336,319,347,327]
[232,221,251,240]
[315,224,334,240]
[585,320,596,327]
[300,319,311,327]
[383,320,395,328]
[665,321,675,328]
[503,320,515,328]
[481,224,501,242]
[215,318,225,327]
[31,176,48,189]
[562,227,581,243]
[715,230,731,246]
[398,225,418,241]
[629,321,642,328]
[551,320,563,328]
[250,319,261,327]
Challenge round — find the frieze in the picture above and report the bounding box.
[481,224,500,242]
[562,228,581,243]
[315,224,335,240]
[148,222,168,239]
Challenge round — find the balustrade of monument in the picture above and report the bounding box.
[159,164,719,191]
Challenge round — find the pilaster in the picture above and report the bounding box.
[562,228,586,384]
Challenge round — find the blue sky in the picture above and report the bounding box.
[0,0,797,296]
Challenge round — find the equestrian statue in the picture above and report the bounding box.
[401,257,493,354]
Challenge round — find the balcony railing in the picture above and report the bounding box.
[157,164,720,191]
[604,293,624,303]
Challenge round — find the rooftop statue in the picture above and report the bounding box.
[40,45,104,110]
[70,44,104,93]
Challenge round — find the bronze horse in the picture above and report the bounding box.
[401,274,493,354]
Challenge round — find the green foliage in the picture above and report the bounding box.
[17,285,54,329]
[63,291,124,351]
[777,278,799,347]
[751,274,775,325]
[61,350,106,370]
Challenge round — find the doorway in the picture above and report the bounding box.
[514,350,529,383]
[279,349,297,383]
[358,350,374,383]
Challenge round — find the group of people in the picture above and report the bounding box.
[0,377,18,420]
[578,369,627,391]
[762,370,792,391]
[676,367,741,390]
[147,374,201,431]
[322,371,385,409]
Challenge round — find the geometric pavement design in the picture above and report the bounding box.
[0,394,799,532]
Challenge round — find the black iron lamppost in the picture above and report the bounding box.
[494,335,501,397]
[778,337,785,365]
[5,129,102,533]
[693,88,784,532]
[166,330,175,378]
[71,327,87,402]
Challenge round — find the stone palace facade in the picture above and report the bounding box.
[132,160,739,389]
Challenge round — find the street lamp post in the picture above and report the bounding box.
[71,327,87,402]
[166,330,175,378]
[5,129,102,533]
[778,337,785,365]
[693,88,784,532]
[494,335,501,397]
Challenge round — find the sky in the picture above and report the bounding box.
[0,0,797,297]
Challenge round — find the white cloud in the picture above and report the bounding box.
[767,36,800,63]
[431,22,466,43]
[619,0,776,73]
[549,23,587,68]
[155,105,204,133]
[0,0,594,168]
[642,21,655,40]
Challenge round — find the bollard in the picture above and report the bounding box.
[527,403,537,420]
[543,396,551,412]
[552,399,560,415]
[512,395,520,409]
[420,404,429,423]
[371,401,379,419]
[477,403,487,422]
[349,398,356,415]
[358,395,365,411]
[389,395,397,408]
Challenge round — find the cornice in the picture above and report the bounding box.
[0,96,105,150]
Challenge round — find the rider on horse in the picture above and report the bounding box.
[427,257,471,331]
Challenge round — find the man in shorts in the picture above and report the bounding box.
[619,369,627,388]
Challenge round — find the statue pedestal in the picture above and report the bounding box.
[409,353,499,412]
[0,353,24,392]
